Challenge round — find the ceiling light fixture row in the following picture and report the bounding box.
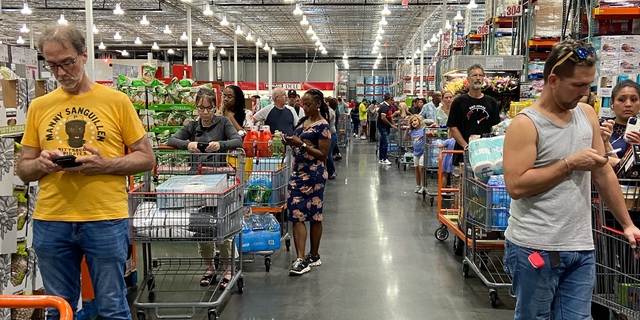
[294,3,326,55]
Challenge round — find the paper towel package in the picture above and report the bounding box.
[468,136,505,183]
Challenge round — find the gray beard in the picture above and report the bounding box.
[472,83,482,90]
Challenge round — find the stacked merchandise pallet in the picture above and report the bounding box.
[364,76,375,102]
[355,76,365,103]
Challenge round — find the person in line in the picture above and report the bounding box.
[338,97,346,115]
[503,39,640,319]
[221,85,248,134]
[446,64,500,166]
[253,87,300,136]
[599,80,640,160]
[404,114,425,193]
[348,99,355,115]
[436,90,454,126]
[408,99,421,115]
[251,94,262,114]
[284,89,332,276]
[393,102,411,119]
[378,93,397,165]
[332,98,344,161]
[420,93,440,123]
[286,89,306,120]
[326,98,339,180]
[350,99,360,137]
[436,131,456,188]
[19,24,155,320]
[167,87,242,289]
[368,99,379,142]
[359,99,368,140]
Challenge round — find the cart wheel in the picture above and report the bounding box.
[489,289,498,307]
[462,262,470,278]
[148,292,156,302]
[207,309,217,320]
[430,197,434,206]
[422,191,426,201]
[237,277,244,294]
[434,226,449,241]
[403,164,407,171]
[265,256,271,272]
[285,239,291,252]
[453,237,464,256]
[136,311,146,320]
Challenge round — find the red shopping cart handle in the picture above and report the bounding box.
[602,226,640,243]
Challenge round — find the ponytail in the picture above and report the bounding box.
[295,89,330,129]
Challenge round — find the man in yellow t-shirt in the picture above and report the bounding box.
[359,100,368,140]
[18,24,154,320]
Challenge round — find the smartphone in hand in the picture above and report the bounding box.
[197,142,208,153]
[625,117,640,142]
[51,155,82,168]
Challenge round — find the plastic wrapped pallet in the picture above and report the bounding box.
[495,36,514,55]
[532,0,563,38]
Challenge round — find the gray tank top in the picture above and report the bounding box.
[505,106,594,251]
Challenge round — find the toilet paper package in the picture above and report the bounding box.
[468,136,505,183]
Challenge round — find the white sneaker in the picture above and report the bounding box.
[379,160,384,164]
[414,186,422,193]
[382,159,392,165]
[417,186,425,194]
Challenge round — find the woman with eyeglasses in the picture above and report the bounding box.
[222,85,248,134]
[167,87,242,289]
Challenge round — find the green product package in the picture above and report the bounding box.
[10,241,28,286]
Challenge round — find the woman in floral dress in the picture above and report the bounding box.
[283,89,332,276]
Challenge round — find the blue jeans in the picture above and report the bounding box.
[327,133,337,176]
[33,219,131,320]
[351,115,359,135]
[379,127,390,160]
[504,239,595,320]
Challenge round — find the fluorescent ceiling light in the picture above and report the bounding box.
[379,16,388,25]
[271,48,277,55]
[140,15,149,25]
[203,4,213,16]
[256,38,263,46]
[381,4,391,15]
[372,48,378,54]
[319,45,325,51]
[235,25,243,35]
[246,32,253,41]
[98,42,106,49]
[57,14,68,25]
[196,38,203,46]
[374,40,380,46]
[134,37,142,44]
[121,49,129,56]
[19,24,29,33]
[416,48,421,54]
[315,40,321,46]
[264,43,270,51]
[167,48,175,54]
[208,43,215,50]
[424,41,432,49]
[114,31,122,40]
[307,26,314,34]
[113,3,124,15]
[16,36,25,44]
[92,24,99,34]
[378,53,383,59]
[321,49,327,54]
[220,48,226,55]
[293,4,303,15]
[468,0,478,9]
[445,20,452,30]
[454,10,464,20]
[311,33,318,40]
[376,34,383,40]
[437,28,443,36]
[163,25,172,34]
[300,15,309,25]
[373,65,378,69]
[21,3,32,15]
[431,34,437,42]
[342,53,348,59]
[220,15,229,26]
[180,32,188,40]
[152,42,159,50]
[377,27,385,34]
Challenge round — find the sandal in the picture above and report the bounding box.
[218,269,233,290]
[200,273,215,287]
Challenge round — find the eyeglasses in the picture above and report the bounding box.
[196,106,215,112]
[44,54,81,72]
[223,94,234,99]
[550,46,596,75]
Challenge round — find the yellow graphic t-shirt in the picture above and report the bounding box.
[21,84,146,222]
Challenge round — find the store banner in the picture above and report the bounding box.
[0,45,8,63]
[263,83,302,90]
[228,82,334,92]
[11,47,25,65]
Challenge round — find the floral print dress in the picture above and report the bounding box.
[287,120,331,222]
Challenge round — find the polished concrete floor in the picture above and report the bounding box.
[132,139,516,320]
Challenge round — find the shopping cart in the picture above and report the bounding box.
[422,127,449,205]
[395,119,413,171]
[386,119,401,163]
[337,113,351,149]
[131,150,245,320]
[242,141,293,271]
[460,154,513,308]
[592,178,640,318]
[433,150,466,256]
[0,295,73,320]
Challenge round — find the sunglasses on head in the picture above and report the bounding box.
[550,46,596,75]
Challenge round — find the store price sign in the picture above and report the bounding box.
[455,39,466,47]
[505,5,522,16]
[477,25,490,35]
[441,48,451,57]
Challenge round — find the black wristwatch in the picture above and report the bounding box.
[300,142,307,152]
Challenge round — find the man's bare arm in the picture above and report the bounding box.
[449,127,467,149]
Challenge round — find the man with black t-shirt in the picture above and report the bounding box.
[286,89,305,119]
[378,93,397,165]
[446,64,500,165]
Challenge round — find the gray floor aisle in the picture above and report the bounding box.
[133,139,516,320]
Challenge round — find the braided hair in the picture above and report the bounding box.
[295,89,330,129]
[222,85,246,128]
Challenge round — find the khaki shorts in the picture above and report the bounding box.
[413,155,424,166]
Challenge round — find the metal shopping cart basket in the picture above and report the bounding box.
[462,154,513,308]
[337,113,351,149]
[395,119,413,171]
[386,119,401,163]
[242,141,293,271]
[131,150,245,320]
[0,295,73,320]
[422,127,449,205]
[592,178,640,319]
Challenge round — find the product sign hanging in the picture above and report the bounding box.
[441,48,451,57]
[486,57,505,69]
[0,45,8,63]
[477,25,490,35]
[505,5,522,16]
[455,39,466,47]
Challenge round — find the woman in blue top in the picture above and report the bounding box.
[405,114,425,194]
[600,80,640,160]
[283,89,332,276]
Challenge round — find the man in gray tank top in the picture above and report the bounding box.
[503,39,640,319]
